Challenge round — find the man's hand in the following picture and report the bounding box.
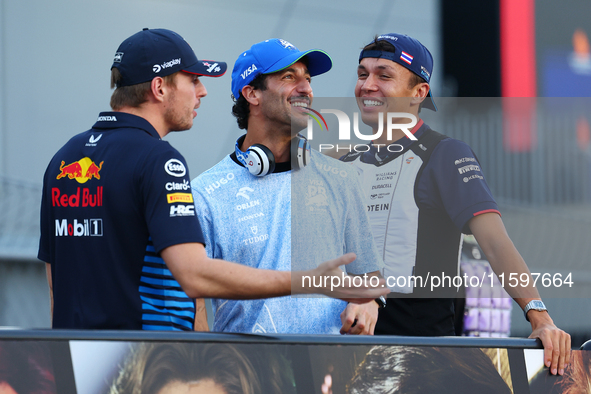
[469,214,572,376]
[193,298,209,332]
[295,253,389,302]
[527,311,571,376]
[340,300,379,335]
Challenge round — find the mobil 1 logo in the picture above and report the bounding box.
[55,218,103,237]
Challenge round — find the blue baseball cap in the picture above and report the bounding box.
[231,38,332,99]
[360,33,437,111]
[111,28,227,87]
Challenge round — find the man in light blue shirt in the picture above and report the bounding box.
[192,39,384,334]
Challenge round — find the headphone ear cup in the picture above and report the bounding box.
[291,136,310,170]
[245,144,276,176]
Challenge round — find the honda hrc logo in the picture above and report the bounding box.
[170,205,195,217]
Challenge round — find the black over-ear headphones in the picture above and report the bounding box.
[235,134,311,177]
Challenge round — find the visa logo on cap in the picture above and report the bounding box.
[241,64,258,79]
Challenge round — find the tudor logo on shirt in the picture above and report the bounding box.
[164,159,186,177]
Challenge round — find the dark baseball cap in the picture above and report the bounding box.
[359,33,437,111]
[231,38,332,99]
[111,28,227,87]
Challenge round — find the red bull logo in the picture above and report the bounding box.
[51,187,103,207]
[57,158,103,184]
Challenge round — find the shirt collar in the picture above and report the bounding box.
[363,119,426,163]
[92,111,161,139]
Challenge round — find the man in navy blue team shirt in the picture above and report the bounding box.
[38,28,387,331]
[341,33,571,375]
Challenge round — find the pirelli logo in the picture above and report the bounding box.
[167,193,194,204]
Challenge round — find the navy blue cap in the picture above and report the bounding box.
[111,28,227,87]
[360,33,437,111]
[231,38,332,99]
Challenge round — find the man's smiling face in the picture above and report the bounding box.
[355,57,417,130]
[258,61,313,135]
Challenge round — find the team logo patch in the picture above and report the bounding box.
[57,158,103,184]
[240,64,258,80]
[236,186,254,200]
[279,39,296,50]
[55,218,103,237]
[306,180,328,211]
[164,159,186,177]
[202,61,221,73]
[170,205,195,217]
[166,193,194,204]
[458,164,481,175]
[420,65,431,80]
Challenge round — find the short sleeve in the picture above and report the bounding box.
[416,139,500,233]
[140,145,204,253]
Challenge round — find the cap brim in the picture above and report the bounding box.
[264,49,332,77]
[423,89,437,111]
[184,60,228,77]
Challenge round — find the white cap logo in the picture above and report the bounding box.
[279,39,296,50]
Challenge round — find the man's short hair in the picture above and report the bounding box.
[231,73,270,130]
[110,68,177,110]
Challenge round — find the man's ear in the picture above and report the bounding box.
[150,77,167,103]
[411,82,430,106]
[242,85,260,106]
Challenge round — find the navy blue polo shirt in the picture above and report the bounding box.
[342,122,500,336]
[38,112,204,330]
